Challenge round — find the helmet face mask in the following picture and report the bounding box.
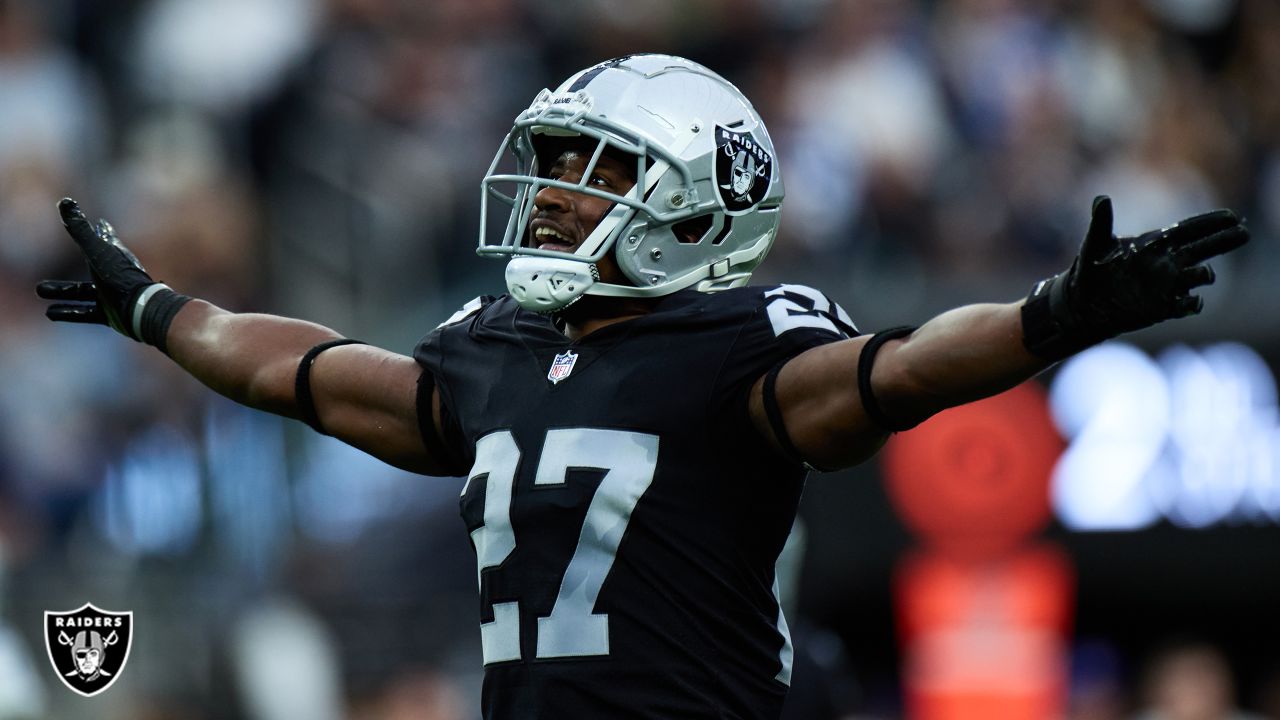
[479,54,784,312]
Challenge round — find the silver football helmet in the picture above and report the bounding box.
[479,54,784,312]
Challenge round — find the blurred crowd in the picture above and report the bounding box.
[0,0,1277,718]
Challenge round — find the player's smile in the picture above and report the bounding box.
[528,217,577,251]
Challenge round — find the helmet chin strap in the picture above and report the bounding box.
[505,202,625,312]
[506,256,600,312]
[505,174,638,313]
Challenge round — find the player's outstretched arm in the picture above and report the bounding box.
[752,196,1249,470]
[37,199,453,475]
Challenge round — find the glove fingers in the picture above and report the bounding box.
[1174,265,1215,294]
[58,198,102,250]
[1175,226,1249,265]
[1171,295,1204,319]
[95,219,116,242]
[1162,209,1240,246]
[46,303,107,325]
[1080,195,1116,263]
[36,280,98,301]
[99,218,145,269]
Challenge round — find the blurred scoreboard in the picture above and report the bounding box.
[1050,341,1280,531]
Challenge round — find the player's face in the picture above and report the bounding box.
[530,142,637,285]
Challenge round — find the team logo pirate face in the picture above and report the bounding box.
[70,630,112,679]
[713,124,774,215]
[44,603,133,697]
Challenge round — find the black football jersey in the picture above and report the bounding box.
[414,284,857,719]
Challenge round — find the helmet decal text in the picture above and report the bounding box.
[714,125,774,215]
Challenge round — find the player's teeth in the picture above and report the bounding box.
[535,228,569,242]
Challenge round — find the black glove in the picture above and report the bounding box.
[1021,195,1249,360]
[36,198,191,353]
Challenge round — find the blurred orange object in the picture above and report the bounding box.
[894,546,1075,720]
[883,382,1074,720]
[882,381,1063,561]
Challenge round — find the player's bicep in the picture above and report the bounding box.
[308,345,458,475]
[747,337,889,471]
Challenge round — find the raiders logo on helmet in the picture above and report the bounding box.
[714,124,774,215]
[44,603,133,697]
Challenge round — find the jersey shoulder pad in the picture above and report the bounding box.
[733,283,858,340]
[706,284,857,434]
[434,296,487,329]
[416,295,497,367]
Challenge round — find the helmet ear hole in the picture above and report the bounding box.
[673,214,714,244]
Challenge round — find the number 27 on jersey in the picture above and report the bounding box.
[464,427,659,664]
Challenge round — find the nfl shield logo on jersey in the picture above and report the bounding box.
[44,603,133,697]
[547,350,578,384]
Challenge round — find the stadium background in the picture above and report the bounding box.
[0,0,1277,718]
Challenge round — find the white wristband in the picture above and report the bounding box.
[131,283,171,340]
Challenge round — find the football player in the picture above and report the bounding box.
[37,55,1247,719]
